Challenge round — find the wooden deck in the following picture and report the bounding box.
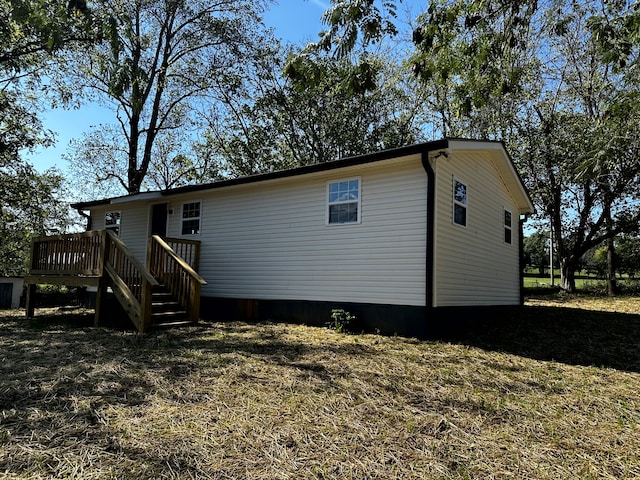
[24,231,206,332]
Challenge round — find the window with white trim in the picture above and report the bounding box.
[504,209,512,244]
[105,211,121,236]
[181,201,201,235]
[327,178,361,224]
[453,179,467,227]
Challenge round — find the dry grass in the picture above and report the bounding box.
[1,299,640,479]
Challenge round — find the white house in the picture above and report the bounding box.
[72,138,534,336]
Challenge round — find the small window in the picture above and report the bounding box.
[181,201,201,235]
[105,211,121,236]
[504,209,512,244]
[327,178,361,224]
[453,179,467,227]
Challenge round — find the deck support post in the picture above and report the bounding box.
[25,284,36,317]
[94,230,109,327]
[94,276,108,327]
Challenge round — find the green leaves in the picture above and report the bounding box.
[409,0,537,118]
[0,161,68,276]
[315,0,399,58]
[587,1,640,72]
[1,0,94,72]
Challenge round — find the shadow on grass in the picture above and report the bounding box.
[449,305,640,373]
[0,311,375,477]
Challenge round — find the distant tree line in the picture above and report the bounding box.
[524,231,640,281]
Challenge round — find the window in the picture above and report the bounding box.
[504,209,512,244]
[181,201,201,235]
[105,211,121,236]
[327,178,360,224]
[453,179,467,226]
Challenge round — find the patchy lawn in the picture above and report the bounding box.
[1,299,640,479]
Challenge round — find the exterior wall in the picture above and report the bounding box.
[164,155,428,306]
[91,203,151,264]
[0,277,24,309]
[82,142,530,314]
[432,151,522,306]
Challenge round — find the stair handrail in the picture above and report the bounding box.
[149,235,206,284]
[162,237,201,272]
[147,235,206,325]
[104,230,159,332]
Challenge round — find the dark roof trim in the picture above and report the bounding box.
[160,139,450,196]
[71,139,452,210]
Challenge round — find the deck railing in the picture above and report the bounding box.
[30,230,105,276]
[147,235,206,324]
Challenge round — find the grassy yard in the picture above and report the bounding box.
[1,297,640,479]
[523,272,640,292]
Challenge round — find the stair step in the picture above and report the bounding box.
[150,284,193,329]
[152,309,187,317]
[152,291,173,298]
[152,300,181,310]
[153,320,195,329]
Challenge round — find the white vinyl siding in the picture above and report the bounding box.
[166,155,427,306]
[433,151,521,307]
[91,204,151,266]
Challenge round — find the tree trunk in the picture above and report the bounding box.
[607,236,617,296]
[560,260,577,293]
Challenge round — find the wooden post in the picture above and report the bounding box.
[25,283,36,317]
[98,230,108,277]
[94,230,109,327]
[94,276,108,327]
[189,281,201,325]
[146,235,155,277]
[140,279,153,333]
[192,243,201,273]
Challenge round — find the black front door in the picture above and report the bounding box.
[151,203,168,237]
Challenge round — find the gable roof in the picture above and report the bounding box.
[71,138,534,214]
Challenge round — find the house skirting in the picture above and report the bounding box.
[200,296,520,339]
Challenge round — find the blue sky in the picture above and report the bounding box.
[27,0,333,173]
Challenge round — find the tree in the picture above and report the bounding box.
[1,0,94,159]
[0,162,70,275]
[1,0,92,73]
[582,246,608,279]
[617,235,640,279]
[65,123,219,198]
[64,0,271,195]
[515,2,640,292]
[200,45,424,176]
[1,1,94,275]
[523,231,550,276]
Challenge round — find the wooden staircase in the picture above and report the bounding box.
[25,231,206,333]
[151,285,191,328]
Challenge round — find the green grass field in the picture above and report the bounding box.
[524,270,640,292]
